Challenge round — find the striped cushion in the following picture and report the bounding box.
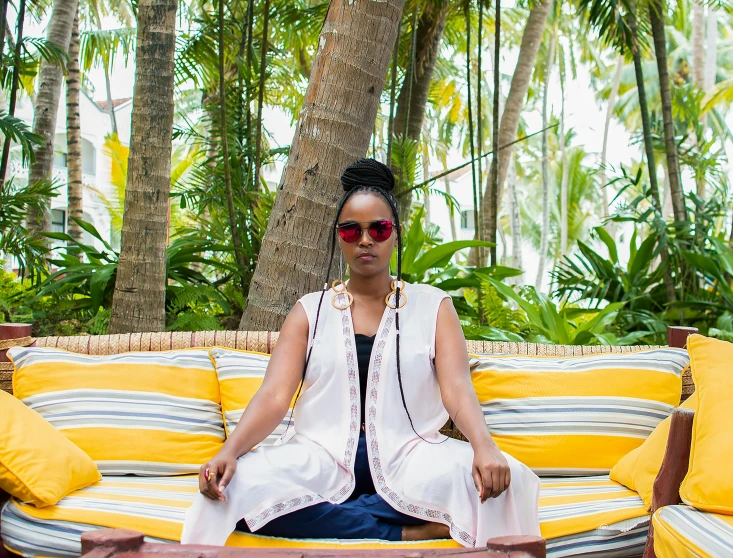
[0,474,648,557]
[209,347,293,443]
[7,347,225,476]
[653,505,733,558]
[470,348,689,475]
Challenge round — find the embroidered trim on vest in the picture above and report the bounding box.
[364,301,478,548]
[246,292,361,530]
[247,494,320,530]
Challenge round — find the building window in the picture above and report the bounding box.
[53,152,67,168]
[460,209,475,230]
[51,209,66,234]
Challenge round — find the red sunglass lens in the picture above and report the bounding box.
[369,221,393,242]
[338,224,362,243]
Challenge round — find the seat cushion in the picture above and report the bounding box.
[653,505,733,558]
[1,475,649,557]
[7,347,225,476]
[469,348,688,475]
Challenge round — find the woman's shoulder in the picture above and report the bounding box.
[404,281,450,299]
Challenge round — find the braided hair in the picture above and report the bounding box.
[288,158,439,443]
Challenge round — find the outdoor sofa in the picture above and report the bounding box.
[0,324,728,558]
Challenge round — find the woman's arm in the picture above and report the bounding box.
[434,297,511,502]
[199,301,310,501]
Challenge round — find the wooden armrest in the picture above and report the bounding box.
[642,407,696,558]
[81,529,546,558]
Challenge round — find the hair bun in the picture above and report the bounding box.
[340,158,395,193]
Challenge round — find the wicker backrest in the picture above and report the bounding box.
[3,331,692,402]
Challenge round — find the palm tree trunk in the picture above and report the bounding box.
[240,0,406,331]
[600,54,623,234]
[393,3,448,223]
[536,34,555,290]
[93,7,118,134]
[508,154,522,283]
[66,12,83,243]
[629,13,661,213]
[26,0,80,236]
[691,0,704,88]
[560,74,569,256]
[488,0,501,266]
[108,0,178,334]
[630,5,676,303]
[473,0,552,264]
[649,0,685,224]
[441,158,457,241]
[217,0,247,277]
[0,0,25,191]
[704,7,717,92]
[253,0,271,188]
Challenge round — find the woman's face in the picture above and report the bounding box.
[337,192,397,278]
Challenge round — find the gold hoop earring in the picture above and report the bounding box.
[385,278,407,309]
[331,279,353,309]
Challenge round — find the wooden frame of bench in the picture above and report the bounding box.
[0,325,699,558]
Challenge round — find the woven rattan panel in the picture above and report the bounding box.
[12,333,690,401]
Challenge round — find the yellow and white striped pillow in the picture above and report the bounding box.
[8,346,225,476]
[469,348,688,476]
[208,347,292,444]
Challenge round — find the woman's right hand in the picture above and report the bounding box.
[199,452,237,501]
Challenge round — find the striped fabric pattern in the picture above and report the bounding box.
[0,474,648,557]
[470,348,689,475]
[653,505,733,558]
[7,347,225,476]
[209,347,293,442]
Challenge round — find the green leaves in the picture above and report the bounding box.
[488,277,627,345]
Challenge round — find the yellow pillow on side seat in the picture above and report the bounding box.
[610,392,697,510]
[679,335,733,515]
[0,390,101,507]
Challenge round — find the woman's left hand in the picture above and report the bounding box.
[472,443,511,502]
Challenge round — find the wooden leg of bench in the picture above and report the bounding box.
[485,536,546,557]
[642,408,695,558]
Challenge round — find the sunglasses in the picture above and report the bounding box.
[337,220,394,243]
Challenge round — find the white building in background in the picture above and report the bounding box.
[8,89,132,265]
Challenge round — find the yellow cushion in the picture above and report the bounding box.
[470,348,688,475]
[653,505,733,557]
[679,335,733,514]
[610,392,697,509]
[7,346,225,476]
[2,474,648,554]
[0,390,100,507]
[208,347,294,443]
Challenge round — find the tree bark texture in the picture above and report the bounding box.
[240,0,406,331]
[475,0,552,261]
[559,78,568,257]
[629,14,661,213]
[393,2,448,223]
[26,0,79,236]
[691,0,704,88]
[508,155,522,283]
[649,0,685,223]
[704,8,717,92]
[600,54,623,234]
[108,0,178,334]
[0,0,25,191]
[536,34,554,290]
[66,12,83,243]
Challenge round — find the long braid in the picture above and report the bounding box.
[283,188,360,436]
[287,158,444,444]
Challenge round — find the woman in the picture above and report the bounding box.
[181,159,540,546]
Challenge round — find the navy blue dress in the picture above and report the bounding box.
[236,333,426,540]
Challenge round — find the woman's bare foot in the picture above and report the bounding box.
[402,522,451,541]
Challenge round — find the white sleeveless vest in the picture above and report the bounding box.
[181,280,540,547]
